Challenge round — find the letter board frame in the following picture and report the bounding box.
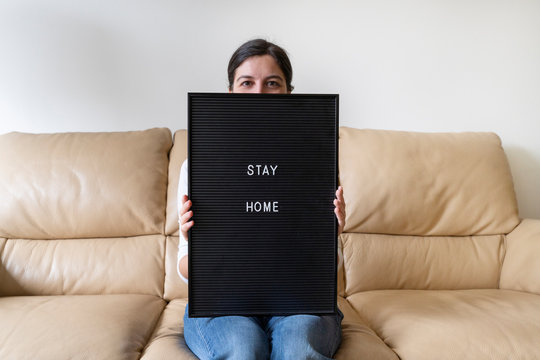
[188,93,339,317]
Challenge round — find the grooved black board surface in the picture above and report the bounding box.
[188,93,338,317]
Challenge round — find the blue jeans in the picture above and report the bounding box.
[183,304,343,360]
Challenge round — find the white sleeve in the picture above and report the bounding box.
[177,159,189,283]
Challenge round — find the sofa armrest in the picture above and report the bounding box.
[500,219,540,294]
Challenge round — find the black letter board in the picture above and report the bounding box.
[188,93,338,317]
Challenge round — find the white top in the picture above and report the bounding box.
[176,159,343,284]
[177,160,189,283]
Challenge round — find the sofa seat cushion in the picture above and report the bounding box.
[335,297,398,359]
[141,298,196,359]
[142,297,398,359]
[0,294,165,360]
[347,289,540,360]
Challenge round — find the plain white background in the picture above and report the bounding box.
[1,0,539,218]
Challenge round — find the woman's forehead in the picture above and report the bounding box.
[234,55,285,78]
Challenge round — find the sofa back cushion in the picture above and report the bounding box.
[0,128,172,239]
[339,128,519,236]
[342,233,504,294]
[0,236,165,296]
[0,129,172,296]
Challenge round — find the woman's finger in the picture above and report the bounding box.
[334,207,345,222]
[180,198,192,215]
[182,220,194,232]
[336,186,344,202]
[181,210,193,224]
[334,198,346,216]
[181,221,194,239]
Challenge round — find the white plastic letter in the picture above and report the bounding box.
[254,202,262,212]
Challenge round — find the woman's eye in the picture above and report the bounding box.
[241,81,252,87]
[267,81,281,87]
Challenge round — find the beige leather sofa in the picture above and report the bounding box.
[1,127,539,359]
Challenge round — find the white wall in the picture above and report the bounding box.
[1,0,539,218]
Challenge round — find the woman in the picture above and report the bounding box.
[178,39,345,359]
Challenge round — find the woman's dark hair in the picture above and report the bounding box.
[228,39,294,92]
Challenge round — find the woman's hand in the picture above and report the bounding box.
[334,186,346,235]
[180,194,194,240]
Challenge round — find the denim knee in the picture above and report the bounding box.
[268,312,342,360]
[183,304,270,360]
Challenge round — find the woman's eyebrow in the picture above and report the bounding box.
[236,75,254,82]
[235,74,284,82]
